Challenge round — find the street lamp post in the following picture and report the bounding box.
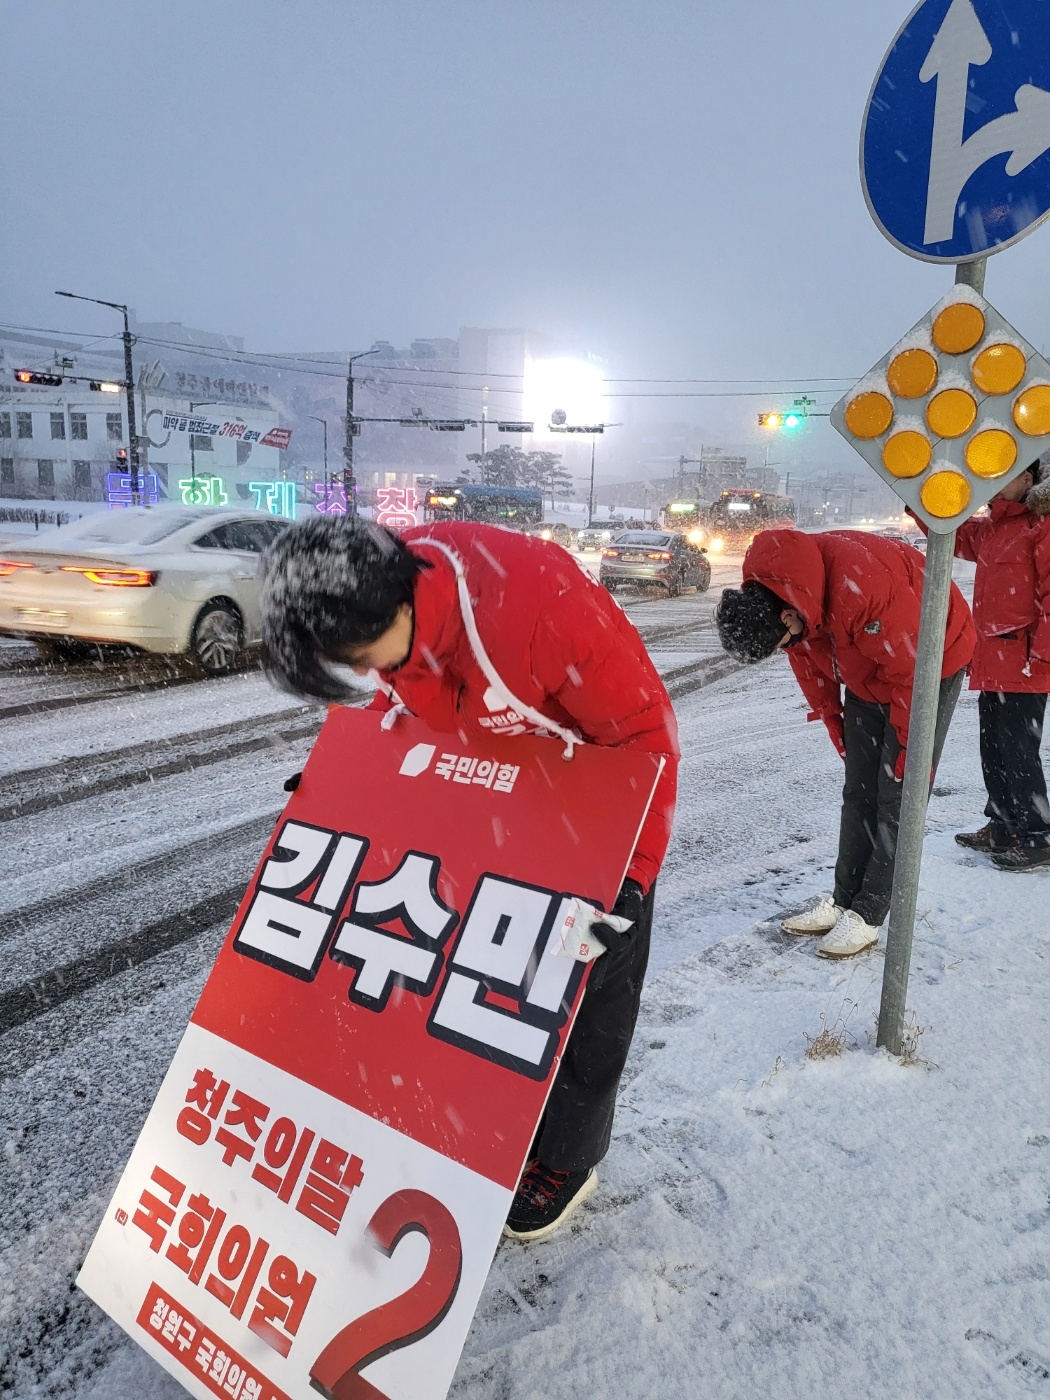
[56,290,141,505]
[344,350,379,517]
[309,415,329,504]
[587,438,597,527]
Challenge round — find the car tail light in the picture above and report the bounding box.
[60,566,158,587]
[0,559,36,576]
[647,551,673,560]
[601,548,620,558]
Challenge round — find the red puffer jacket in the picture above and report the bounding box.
[369,522,680,893]
[743,529,975,749]
[953,492,1050,692]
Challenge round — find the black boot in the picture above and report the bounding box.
[991,843,1050,872]
[955,823,1011,851]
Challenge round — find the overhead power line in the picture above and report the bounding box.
[0,319,856,399]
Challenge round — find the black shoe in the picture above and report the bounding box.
[991,843,1050,871]
[955,824,1010,851]
[503,1162,598,1240]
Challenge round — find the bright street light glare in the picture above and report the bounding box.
[522,358,605,433]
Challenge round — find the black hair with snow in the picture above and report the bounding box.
[715,580,789,663]
[260,516,430,701]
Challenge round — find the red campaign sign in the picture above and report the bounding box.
[137,1281,292,1400]
[259,427,293,450]
[79,708,663,1400]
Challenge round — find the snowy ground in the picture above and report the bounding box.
[6,557,1050,1399]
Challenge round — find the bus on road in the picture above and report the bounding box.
[423,484,543,529]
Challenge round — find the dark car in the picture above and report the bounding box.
[599,530,711,596]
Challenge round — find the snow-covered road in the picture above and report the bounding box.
[7,554,1050,1400]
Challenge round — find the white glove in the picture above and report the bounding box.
[550,897,634,963]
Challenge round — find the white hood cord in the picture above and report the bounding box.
[369,673,410,729]
[405,535,581,760]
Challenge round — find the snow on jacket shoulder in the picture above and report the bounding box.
[742,529,975,749]
[953,493,1050,692]
[369,522,680,892]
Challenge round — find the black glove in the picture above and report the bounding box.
[283,771,302,792]
[594,878,646,957]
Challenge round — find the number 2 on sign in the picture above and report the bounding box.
[310,1189,463,1400]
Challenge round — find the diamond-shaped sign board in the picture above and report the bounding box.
[831,287,1050,532]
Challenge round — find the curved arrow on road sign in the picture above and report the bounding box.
[862,0,1050,263]
[921,0,1050,244]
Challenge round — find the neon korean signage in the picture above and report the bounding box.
[177,475,229,507]
[249,480,297,520]
[313,482,349,515]
[105,471,161,508]
[174,474,297,518]
[375,486,420,529]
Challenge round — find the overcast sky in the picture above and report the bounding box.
[3,0,1050,458]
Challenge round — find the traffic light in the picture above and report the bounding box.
[759,399,811,430]
[90,380,123,393]
[15,369,63,386]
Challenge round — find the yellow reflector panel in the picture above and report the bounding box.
[971,343,1027,396]
[844,392,894,439]
[882,431,932,478]
[886,349,938,398]
[931,303,986,354]
[920,471,971,518]
[965,429,1018,479]
[926,388,978,438]
[1013,384,1050,436]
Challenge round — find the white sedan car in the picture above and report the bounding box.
[0,506,290,673]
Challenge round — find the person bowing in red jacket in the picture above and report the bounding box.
[948,459,1050,869]
[260,515,679,1240]
[716,529,974,957]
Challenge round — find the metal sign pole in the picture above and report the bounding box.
[877,257,985,1054]
[876,526,955,1053]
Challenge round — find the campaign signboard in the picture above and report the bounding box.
[159,409,293,450]
[79,707,663,1400]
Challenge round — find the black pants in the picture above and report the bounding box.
[980,691,1050,847]
[834,671,964,928]
[536,884,655,1173]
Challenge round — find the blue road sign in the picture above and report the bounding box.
[862,0,1050,263]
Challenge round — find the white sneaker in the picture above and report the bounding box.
[781,896,841,935]
[817,909,879,959]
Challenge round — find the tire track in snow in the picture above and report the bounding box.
[0,706,319,821]
[0,887,244,1034]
